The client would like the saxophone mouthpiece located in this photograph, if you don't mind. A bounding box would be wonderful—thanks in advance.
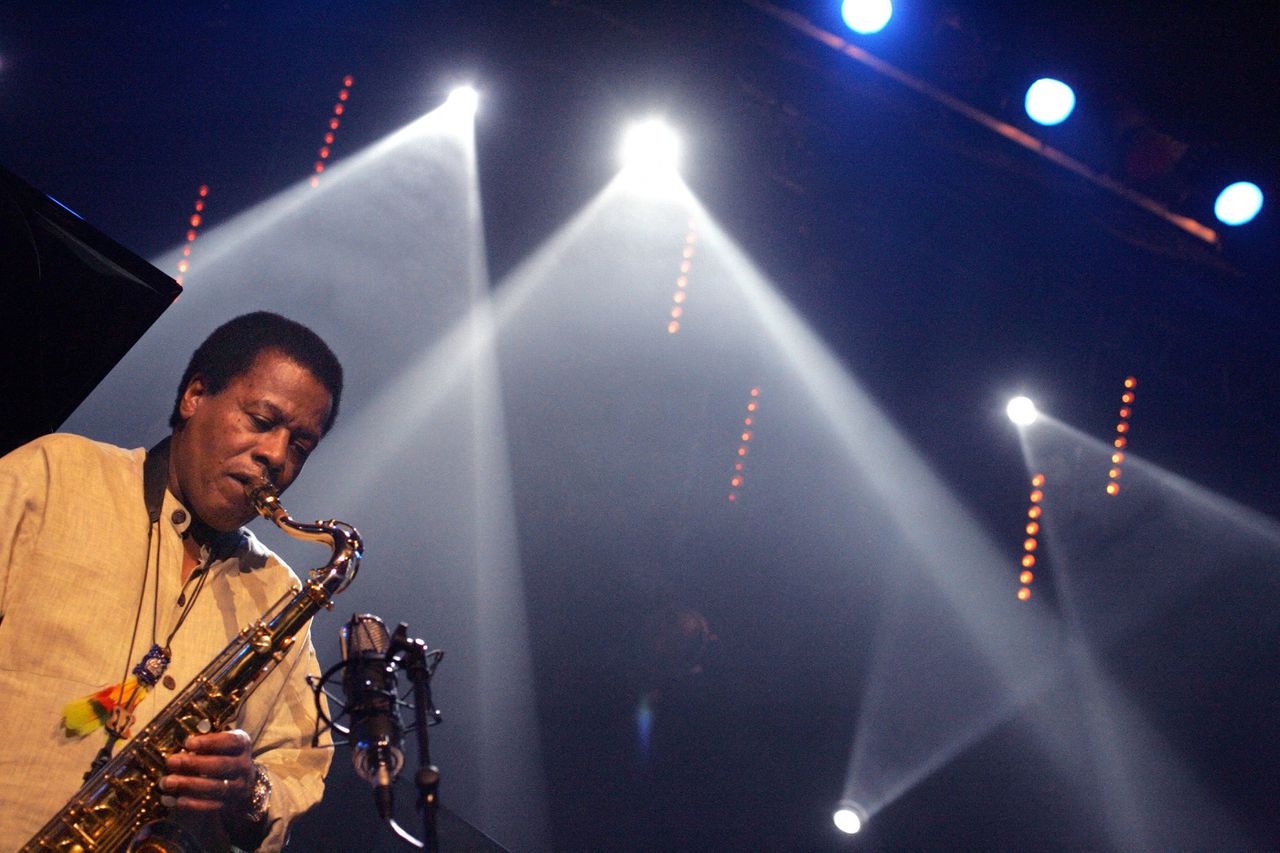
[245,476,282,519]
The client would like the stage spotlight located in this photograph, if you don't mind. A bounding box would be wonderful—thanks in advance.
[1214,181,1263,226]
[1006,396,1039,426]
[1024,78,1076,126]
[833,800,868,834]
[446,85,480,114]
[620,118,681,174]
[841,0,893,35]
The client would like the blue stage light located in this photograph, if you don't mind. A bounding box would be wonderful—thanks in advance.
[841,0,893,35]
[1214,181,1264,226]
[1024,78,1076,126]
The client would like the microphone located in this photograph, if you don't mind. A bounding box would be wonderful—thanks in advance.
[340,613,405,820]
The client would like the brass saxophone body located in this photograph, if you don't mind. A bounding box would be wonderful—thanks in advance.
[22,481,362,853]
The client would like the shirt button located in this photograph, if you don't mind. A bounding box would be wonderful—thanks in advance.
[171,509,187,525]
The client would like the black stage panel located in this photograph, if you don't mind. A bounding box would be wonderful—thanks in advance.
[0,166,181,456]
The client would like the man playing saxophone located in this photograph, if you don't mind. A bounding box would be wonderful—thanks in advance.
[0,312,343,851]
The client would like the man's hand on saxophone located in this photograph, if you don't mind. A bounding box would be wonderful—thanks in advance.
[160,729,256,815]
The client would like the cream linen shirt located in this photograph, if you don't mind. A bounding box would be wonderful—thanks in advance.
[0,434,331,851]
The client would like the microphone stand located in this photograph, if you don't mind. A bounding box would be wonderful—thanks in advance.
[391,624,441,853]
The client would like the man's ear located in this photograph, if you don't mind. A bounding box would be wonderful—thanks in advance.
[177,374,210,423]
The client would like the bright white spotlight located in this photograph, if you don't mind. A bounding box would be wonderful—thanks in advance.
[841,0,893,35]
[1214,181,1264,226]
[1006,396,1039,426]
[1024,78,1076,126]
[833,801,868,835]
[445,85,480,114]
[620,118,681,174]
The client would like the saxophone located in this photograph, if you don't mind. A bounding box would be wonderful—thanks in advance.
[22,479,362,853]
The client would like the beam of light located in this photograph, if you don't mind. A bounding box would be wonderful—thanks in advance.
[840,0,893,35]
[620,117,681,178]
[1006,395,1039,426]
[1014,414,1275,849]
[659,189,1065,821]
[446,84,480,115]
[1024,78,1076,126]
[1213,180,1264,226]
[832,800,868,834]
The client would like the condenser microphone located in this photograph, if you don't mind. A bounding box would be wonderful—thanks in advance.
[340,613,405,820]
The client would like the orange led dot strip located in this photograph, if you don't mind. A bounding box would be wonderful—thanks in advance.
[667,217,697,334]
[1017,473,1045,601]
[310,74,354,188]
[728,387,761,504]
[1107,376,1137,495]
[175,184,209,286]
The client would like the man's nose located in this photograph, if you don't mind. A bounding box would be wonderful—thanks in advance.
[253,429,288,480]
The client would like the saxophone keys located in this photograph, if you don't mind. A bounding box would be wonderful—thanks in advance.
[196,718,212,734]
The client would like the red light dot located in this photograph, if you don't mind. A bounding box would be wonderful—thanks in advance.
[320,147,330,158]
[1124,376,1137,388]
[747,402,758,412]
[667,320,680,334]
[1112,452,1124,464]
[671,306,683,318]
[177,260,189,273]
[738,447,748,457]
[731,476,743,487]
[728,493,737,502]
[189,214,201,227]
[310,176,320,188]
[334,103,345,115]
[680,260,691,273]
[1028,506,1041,519]
[182,247,191,257]
[1109,468,1122,479]
[1106,482,1120,495]
[673,291,687,303]
[1019,570,1034,585]
[339,90,349,101]
[1026,522,1039,535]
[175,275,183,285]
[343,75,354,87]
[1022,554,1035,567]
[186,230,197,241]
[1116,422,1129,433]
[1114,437,1127,448]
[1122,393,1134,404]
[676,276,688,288]
[1017,587,1031,601]
[744,417,753,426]
[1031,474,1045,487]
[734,463,743,471]
[741,432,752,441]
[1119,407,1131,418]
[1024,538,1037,552]
[1029,490,1043,503]
[194,200,204,212]
[324,133,335,144]
[198,185,209,196]
[315,162,325,173]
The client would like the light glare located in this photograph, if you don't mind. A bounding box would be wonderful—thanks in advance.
[1006,396,1039,426]
[446,85,480,114]
[833,804,865,834]
[1024,78,1076,126]
[841,0,893,34]
[620,118,681,173]
[1214,181,1264,226]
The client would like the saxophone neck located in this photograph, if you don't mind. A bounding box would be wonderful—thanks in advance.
[245,478,363,592]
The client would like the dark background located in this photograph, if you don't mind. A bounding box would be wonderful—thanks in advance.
[2,2,1277,851]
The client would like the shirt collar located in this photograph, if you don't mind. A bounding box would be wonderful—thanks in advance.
[144,436,245,561]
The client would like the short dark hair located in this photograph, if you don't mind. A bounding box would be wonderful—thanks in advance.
[169,312,344,434]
